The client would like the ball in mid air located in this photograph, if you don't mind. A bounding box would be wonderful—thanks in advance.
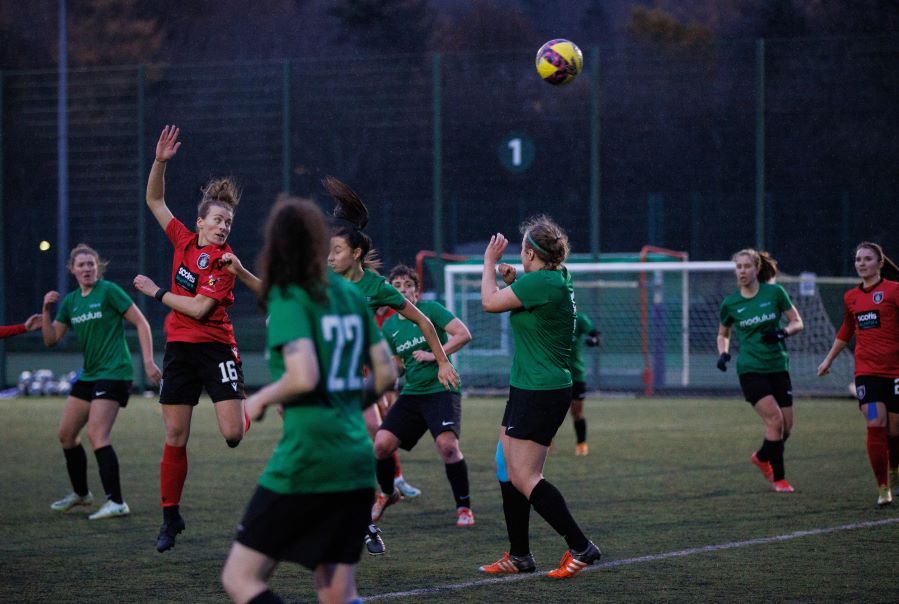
[535,39,583,85]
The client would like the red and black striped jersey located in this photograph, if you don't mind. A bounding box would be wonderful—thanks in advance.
[837,278,899,377]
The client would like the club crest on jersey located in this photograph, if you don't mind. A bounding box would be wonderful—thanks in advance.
[856,385,866,401]
[873,291,884,304]
[197,253,211,270]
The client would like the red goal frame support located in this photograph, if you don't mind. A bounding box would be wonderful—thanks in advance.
[640,246,689,396]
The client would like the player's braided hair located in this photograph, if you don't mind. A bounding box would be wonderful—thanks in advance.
[256,195,329,308]
[733,248,779,283]
[519,214,570,269]
[323,176,381,271]
[198,177,240,219]
[855,241,899,281]
[67,243,109,279]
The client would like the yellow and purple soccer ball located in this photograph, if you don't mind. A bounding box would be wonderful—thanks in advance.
[535,39,583,85]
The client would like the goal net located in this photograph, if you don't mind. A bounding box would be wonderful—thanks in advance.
[443,259,856,397]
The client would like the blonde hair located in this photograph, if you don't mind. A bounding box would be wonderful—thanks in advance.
[67,243,108,279]
[198,177,240,218]
[732,248,778,283]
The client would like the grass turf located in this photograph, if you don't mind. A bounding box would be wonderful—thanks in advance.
[1,395,896,602]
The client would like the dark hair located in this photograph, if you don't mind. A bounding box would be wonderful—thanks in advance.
[256,195,329,307]
[322,176,381,271]
[198,177,240,219]
[519,215,570,269]
[855,241,899,281]
[732,248,779,283]
[67,243,109,279]
[387,264,420,291]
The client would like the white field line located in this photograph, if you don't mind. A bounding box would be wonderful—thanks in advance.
[364,517,899,601]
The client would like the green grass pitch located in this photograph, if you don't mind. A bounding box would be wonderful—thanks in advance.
[2,395,896,602]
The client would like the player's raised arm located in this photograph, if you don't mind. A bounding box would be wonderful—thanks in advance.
[146,125,180,231]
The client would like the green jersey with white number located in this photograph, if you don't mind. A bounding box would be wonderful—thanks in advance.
[354,268,406,311]
[719,282,793,375]
[570,311,596,383]
[259,274,383,495]
[55,280,135,381]
[382,300,461,395]
[508,268,575,390]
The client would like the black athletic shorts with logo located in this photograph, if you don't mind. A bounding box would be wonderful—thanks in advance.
[502,385,572,446]
[235,485,374,569]
[70,379,132,407]
[380,391,462,450]
[739,371,793,408]
[159,341,246,405]
[855,375,899,413]
[571,380,587,401]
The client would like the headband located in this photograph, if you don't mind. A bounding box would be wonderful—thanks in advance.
[526,230,548,255]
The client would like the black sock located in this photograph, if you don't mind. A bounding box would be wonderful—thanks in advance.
[376,456,396,496]
[756,438,772,462]
[163,504,181,523]
[574,418,587,444]
[529,479,589,553]
[94,445,123,503]
[248,589,283,604]
[63,444,89,496]
[499,481,531,557]
[445,459,471,509]
[768,439,785,481]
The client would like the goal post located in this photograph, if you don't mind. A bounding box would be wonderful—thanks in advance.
[443,259,855,397]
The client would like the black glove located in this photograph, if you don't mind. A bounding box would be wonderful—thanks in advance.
[762,328,788,344]
[716,352,731,372]
[585,330,601,348]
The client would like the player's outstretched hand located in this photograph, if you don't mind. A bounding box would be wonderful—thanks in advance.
[23,314,43,331]
[761,328,788,344]
[716,352,731,372]
[133,274,159,298]
[816,360,831,377]
[484,233,508,265]
[497,263,517,285]
[155,125,182,163]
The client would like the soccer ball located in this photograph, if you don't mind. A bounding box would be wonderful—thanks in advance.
[535,39,583,85]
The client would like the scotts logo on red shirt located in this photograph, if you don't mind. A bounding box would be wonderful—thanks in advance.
[856,310,880,330]
[176,264,199,294]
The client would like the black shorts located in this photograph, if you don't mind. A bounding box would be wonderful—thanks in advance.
[70,379,132,407]
[739,371,793,408]
[159,341,246,405]
[379,391,462,451]
[855,375,899,413]
[502,385,572,446]
[235,485,374,569]
[571,380,587,401]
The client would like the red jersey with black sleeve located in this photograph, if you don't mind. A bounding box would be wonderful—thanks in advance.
[163,217,237,346]
[836,278,899,377]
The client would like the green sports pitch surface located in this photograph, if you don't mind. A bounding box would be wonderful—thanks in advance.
[2,395,896,602]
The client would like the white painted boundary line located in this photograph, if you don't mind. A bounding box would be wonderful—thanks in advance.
[365,518,899,601]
